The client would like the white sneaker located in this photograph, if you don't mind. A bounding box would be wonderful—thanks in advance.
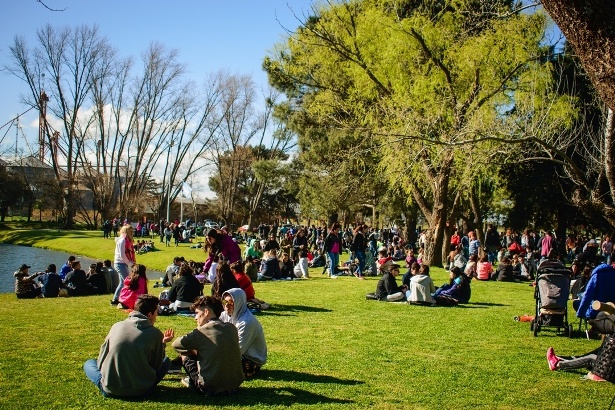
[180,377,191,388]
[330,275,338,279]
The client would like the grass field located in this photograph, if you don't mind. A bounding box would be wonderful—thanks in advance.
[0,224,612,409]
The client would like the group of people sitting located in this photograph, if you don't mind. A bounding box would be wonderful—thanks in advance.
[84,288,268,397]
[444,245,537,282]
[366,246,472,306]
[13,258,120,299]
[134,240,156,254]
[161,255,270,312]
[243,237,310,281]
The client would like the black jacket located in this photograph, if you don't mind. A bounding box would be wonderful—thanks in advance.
[375,272,404,300]
[168,274,204,303]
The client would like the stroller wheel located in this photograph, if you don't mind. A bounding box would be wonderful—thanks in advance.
[530,319,534,331]
[533,320,539,337]
[568,324,574,338]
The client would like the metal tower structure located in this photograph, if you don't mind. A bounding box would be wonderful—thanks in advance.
[38,91,49,162]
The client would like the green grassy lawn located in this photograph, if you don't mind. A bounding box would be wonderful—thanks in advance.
[0,224,612,409]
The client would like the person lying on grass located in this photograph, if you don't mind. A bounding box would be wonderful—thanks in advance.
[220,288,268,377]
[172,295,244,395]
[83,294,175,398]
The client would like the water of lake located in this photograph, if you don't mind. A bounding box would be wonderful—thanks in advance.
[0,243,162,294]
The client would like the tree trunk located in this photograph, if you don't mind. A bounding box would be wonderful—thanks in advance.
[541,0,615,111]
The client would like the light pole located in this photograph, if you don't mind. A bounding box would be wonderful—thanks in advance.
[165,141,174,222]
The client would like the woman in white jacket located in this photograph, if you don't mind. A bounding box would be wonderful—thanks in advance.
[407,264,436,306]
[220,288,268,377]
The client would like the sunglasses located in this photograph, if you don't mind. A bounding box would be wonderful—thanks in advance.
[222,299,234,306]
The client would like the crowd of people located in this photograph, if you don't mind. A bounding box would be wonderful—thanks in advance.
[13,218,615,394]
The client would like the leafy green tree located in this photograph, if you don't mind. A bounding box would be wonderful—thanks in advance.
[265,0,569,265]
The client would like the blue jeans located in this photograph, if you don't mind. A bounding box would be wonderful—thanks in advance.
[355,251,365,276]
[84,357,170,397]
[327,252,339,276]
[112,263,130,301]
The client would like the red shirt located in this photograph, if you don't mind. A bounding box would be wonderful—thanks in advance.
[451,234,461,246]
[234,273,255,300]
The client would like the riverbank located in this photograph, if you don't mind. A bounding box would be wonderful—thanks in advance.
[0,223,209,272]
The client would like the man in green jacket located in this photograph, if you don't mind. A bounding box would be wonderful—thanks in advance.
[172,295,244,395]
[83,294,175,397]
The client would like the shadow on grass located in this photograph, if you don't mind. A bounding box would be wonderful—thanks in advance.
[464,301,509,307]
[149,384,355,406]
[259,369,363,385]
[264,304,333,316]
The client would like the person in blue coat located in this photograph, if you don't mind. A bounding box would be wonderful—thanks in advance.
[576,263,615,319]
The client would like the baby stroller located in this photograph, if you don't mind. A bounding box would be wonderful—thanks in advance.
[531,261,573,337]
[363,251,376,276]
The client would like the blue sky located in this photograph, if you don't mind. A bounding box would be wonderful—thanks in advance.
[0,0,314,154]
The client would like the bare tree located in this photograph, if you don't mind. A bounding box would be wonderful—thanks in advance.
[7,24,112,228]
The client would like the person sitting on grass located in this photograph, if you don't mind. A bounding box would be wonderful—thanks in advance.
[118,264,149,310]
[64,260,89,297]
[476,254,493,281]
[401,262,420,289]
[405,248,417,269]
[244,240,263,263]
[163,256,182,287]
[376,247,393,275]
[434,267,472,305]
[464,254,478,279]
[211,262,240,299]
[492,256,514,281]
[244,255,259,282]
[366,263,407,302]
[230,261,270,310]
[407,264,436,306]
[171,296,244,395]
[59,255,76,280]
[220,288,268,378]
[259,250,281,281]
[14,264,43,299]
[37,264,63,298]
[84,294,174,398]
[168,263,204,312]
[546,345,607,381]
[86,263,108,295]
[293,250,310,279]
[279,252,294,280]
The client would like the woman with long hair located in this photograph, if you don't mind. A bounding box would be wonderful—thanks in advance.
[203,229,241,276]
[111,224,136,305]
[351,225,366,279]
[323,223,342,278]
[211,262,240,299]
[118,264,148,309]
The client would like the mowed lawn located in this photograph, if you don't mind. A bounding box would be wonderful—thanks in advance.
[0,225,611,409]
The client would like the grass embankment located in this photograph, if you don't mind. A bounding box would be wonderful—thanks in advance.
[0,223,207,272]
[0,224,611,409]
